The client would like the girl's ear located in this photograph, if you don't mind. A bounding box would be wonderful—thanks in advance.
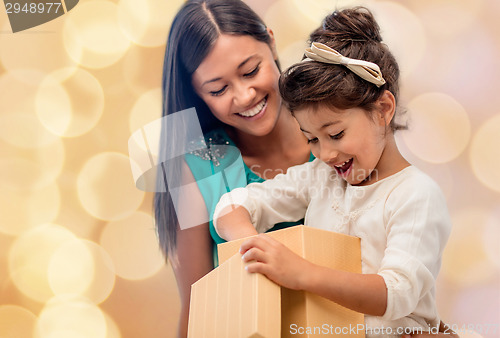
[376,90,396,128]
[267,28,279,60]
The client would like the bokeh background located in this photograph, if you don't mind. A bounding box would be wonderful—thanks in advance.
[0,0,499,337]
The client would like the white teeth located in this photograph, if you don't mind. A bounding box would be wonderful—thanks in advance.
[238,98,266,117]
[335,159,351,168]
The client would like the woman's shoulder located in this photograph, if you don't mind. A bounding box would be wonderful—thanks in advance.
[185,128,241,174]
[186,128,232,158]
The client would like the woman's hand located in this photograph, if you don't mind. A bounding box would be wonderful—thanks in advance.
[239,234,313,290]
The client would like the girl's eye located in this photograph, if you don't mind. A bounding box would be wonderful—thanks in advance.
[330,131,344,140]
[244,64,260,77]
[307,138,318,144]
[210,86,227,97]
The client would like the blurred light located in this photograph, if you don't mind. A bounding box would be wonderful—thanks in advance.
[8,224,77,303]
[128,88,162,135]
[0,183,60,236]
[48,238,93,298]
[264,0,318,54]
[0,138,65,190]
[0,70,59,148]
[278,39,308,71]
[369,2,426,78]
[0,113,59,149]
[0,13,75,74]
[53,171,103,239]
[482,206,500,268]
[122,45,164,95]
[63,1,131,69]
[36,295,107,338]
[77,152,145,221]
[469,114,500,193]
[407,24,499,120]
[402,92,470,163]
[48,239,115,304]
[100,212,163,280]
[441,208,495,287]
[103,312,122,338]
[292,0,367,23]
[0,305,37,338]
[36,67,105,138]
[0,68,45,97]
[412,0,484,39]
[450,285,498,338]
[42,332,88,338]
[118,0,184,47]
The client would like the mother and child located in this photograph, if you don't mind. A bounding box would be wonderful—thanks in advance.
[156,0,456,337]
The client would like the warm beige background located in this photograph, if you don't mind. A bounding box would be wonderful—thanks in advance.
[0,0,498,337]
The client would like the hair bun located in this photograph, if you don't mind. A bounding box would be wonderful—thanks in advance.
[320,7,382,43]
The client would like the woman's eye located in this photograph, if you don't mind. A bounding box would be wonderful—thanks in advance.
[244,64,260,77]
[307,138,318,144]
[210,86,227,97]
[330,131,344,140]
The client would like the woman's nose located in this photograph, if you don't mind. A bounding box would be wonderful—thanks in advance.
[233,82,256,108]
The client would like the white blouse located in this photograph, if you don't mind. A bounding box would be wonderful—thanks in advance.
[214,159,452,335]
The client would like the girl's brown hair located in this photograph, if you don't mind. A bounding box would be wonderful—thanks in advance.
[279,7,406,131]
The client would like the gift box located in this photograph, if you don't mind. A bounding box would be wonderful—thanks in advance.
[188,225,365,337]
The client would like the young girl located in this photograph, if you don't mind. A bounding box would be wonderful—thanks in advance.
[213,7,452,337]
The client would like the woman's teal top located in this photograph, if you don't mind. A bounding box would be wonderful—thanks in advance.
[184,128,314,267]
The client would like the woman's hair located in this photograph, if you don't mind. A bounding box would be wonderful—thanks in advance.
[156,0,276,259]
[279,7,405,131]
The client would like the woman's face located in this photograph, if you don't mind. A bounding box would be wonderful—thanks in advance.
[192,33,282,137]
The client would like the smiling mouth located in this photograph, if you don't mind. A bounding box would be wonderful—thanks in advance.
[334,158,353,175]
[237,96,267,117]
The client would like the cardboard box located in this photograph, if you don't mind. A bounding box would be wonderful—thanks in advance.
[188,225,365,338]
[188,248,281,338]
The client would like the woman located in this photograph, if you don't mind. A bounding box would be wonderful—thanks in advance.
[156,1,456,337]
[156,1,310,336]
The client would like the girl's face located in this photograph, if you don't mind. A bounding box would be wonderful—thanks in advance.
[293,95,395,186]
[192,33,282,137]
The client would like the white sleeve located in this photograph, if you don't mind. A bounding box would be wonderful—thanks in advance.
[213,161,317,234]
[378,175,452,320]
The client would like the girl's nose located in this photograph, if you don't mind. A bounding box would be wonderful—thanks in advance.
[319,144,339,164]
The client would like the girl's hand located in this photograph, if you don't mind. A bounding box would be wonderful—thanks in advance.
[239,234,314,290]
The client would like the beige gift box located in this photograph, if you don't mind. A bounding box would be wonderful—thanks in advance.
[188,225,365,337]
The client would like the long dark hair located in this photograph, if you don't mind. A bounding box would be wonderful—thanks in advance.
[155,0,275,259]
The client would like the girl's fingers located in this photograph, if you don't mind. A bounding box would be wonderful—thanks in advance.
[241,247,267,263]
[245,261,269,275]
[239,234,273,254]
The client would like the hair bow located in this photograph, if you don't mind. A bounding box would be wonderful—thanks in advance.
[304,42,386,87]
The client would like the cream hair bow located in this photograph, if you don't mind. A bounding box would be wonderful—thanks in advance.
[304,42,386,87]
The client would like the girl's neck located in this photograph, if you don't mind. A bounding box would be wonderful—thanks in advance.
[359,133,410,186]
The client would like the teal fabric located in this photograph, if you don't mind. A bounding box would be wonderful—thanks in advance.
[184,128,314,267]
